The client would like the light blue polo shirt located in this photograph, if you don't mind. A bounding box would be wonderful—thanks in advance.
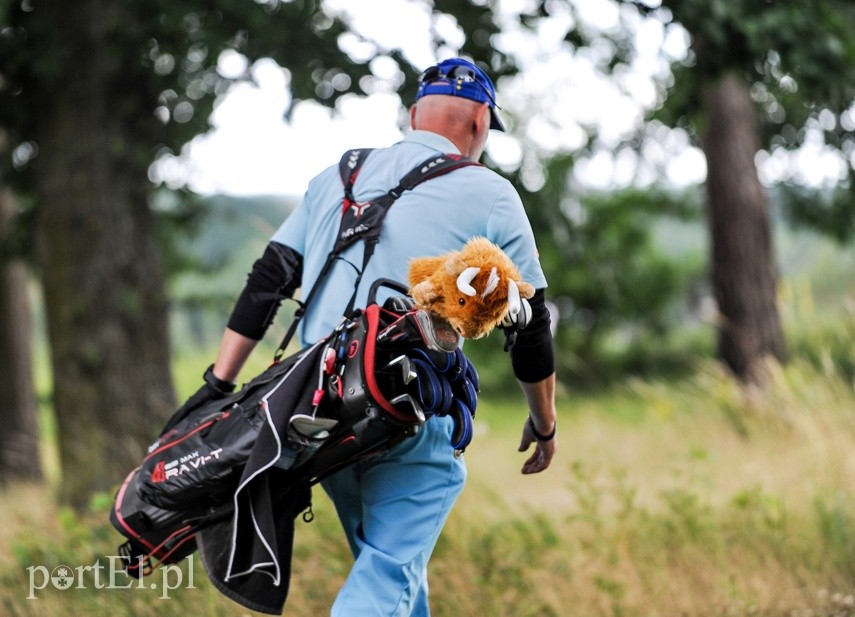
[271,130,548,346]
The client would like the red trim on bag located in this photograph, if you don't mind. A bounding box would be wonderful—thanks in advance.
[143,411,230,462]
[146,525,194,561]
[363,305,415,423]
[115,468,197,571]
[114,469,157,552]
[126,526,196,575]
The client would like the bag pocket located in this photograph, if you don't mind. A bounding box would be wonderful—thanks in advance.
[137,403,264,510]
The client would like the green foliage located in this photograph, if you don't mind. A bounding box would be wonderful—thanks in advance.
[0,1,520,183]
[630,0,855,246]
[647,0,855,131]
[814,493,855,581]
[549,187,700,331]
[159,189,294,284]
[778,180,855,244]
[0,0,568,235]
[507,155,706,382]
[779,273,855,386]
[0,0,529,288]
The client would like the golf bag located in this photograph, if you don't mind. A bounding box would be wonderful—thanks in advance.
[111,281,479,577]
[110,149,482,580]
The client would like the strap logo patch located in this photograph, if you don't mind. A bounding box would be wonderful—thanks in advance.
[349,201,372,218]
[347,149,363,169]
[420,156,447,173]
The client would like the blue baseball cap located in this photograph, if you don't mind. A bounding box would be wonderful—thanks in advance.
[416,58,505,132]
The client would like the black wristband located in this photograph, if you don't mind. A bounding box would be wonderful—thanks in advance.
[528,416,556,442]
[203,364,236,395]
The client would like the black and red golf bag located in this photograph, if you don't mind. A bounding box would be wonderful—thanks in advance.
[110,280,479,578]
[110,148,484,608]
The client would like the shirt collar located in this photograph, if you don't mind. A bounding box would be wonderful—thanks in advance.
[401,130,461,155]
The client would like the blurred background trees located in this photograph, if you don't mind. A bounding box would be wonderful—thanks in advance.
[0,175,39,483]
[641,0,855,382]
[0,0,513,507]
[1,0,853,508]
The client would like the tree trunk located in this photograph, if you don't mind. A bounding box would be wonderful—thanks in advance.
[0,187,41,483]
[32,0,176,509]
[701,72,786,382]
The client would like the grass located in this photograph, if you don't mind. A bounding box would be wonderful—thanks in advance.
[2,354,855,616]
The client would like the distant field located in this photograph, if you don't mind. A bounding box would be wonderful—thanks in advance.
[3,355,855,616]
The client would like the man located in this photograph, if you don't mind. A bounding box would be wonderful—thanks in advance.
[191,57,557,616]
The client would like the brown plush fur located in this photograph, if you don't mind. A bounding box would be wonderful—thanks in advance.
[408,237,535,339]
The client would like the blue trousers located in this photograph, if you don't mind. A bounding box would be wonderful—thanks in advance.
[321,415,467,616]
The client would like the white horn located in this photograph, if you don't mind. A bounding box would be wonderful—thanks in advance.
[456,267,480,296]
[482,267,500,298]
[507,279,521,317]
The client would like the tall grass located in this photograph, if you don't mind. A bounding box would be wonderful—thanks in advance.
[3,353,855,616]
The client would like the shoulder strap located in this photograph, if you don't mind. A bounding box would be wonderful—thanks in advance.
[274,149,481,360]
[394,153,481,196]
[338,148,375,206]
[333,152,480,253]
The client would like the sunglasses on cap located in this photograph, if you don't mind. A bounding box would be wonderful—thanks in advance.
[417,65,501,110]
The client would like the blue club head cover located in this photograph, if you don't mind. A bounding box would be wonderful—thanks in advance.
[448,348,479,390]
[407,347,456,373]
[452,377,478,416]
[410,357,453,416]
[449,399,474,451]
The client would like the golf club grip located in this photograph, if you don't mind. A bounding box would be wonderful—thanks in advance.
[367,278,410,305]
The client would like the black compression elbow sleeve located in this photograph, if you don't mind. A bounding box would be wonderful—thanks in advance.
[509,289,555,383]
[227,242,303,340]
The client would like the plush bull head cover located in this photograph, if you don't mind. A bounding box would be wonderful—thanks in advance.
[407,237,536,339]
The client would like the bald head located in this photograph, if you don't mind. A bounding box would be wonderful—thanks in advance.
[410,95,491,160]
